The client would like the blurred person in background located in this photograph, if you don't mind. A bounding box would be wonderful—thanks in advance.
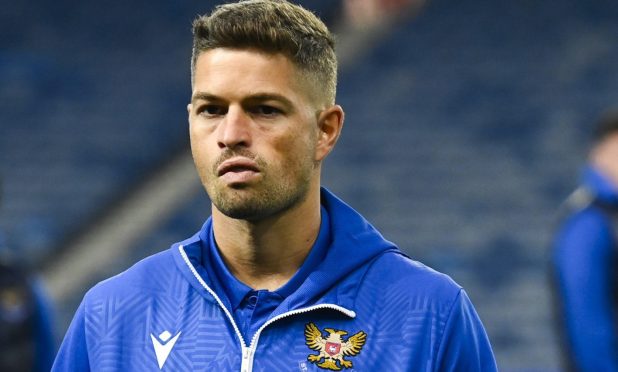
[553,111,618,371]
[342,0,425,27]
[0,182,56,372]
[53,1,496,370]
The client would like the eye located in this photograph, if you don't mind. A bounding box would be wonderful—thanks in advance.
[251,105,282,117]
[198,104,227,116]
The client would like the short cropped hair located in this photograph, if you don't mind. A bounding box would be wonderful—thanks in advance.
[593,111,618,143]
[191,0,338,105]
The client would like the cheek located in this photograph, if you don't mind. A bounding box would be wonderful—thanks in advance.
[273,132,317,169]
[190,127,217,172]
[189,131,203,162]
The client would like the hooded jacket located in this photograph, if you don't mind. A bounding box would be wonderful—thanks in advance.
[53,189,497,371]
[553,167,618,371]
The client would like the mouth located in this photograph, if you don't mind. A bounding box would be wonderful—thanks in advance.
[217,158,260,177]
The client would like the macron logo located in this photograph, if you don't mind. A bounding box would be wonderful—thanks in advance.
[150,330,181,369]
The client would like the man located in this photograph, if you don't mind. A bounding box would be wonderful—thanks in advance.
[0,182,56,372]
[0,259,55,372]
[553,113,618,371]
[53,1,496,370]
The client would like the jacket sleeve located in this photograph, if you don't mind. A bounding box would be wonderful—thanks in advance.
[434,289,497,371]
[51,299,91,372]
[553,211,618,371]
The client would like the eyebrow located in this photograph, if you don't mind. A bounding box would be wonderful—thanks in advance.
[191,92,221,104]
[191,91,295,111]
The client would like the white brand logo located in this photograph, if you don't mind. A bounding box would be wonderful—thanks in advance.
[298,361,309,372]
[150,330,181,369]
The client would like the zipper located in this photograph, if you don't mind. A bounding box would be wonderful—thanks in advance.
[178,245,356,372]
[244,304,356,369]
[178,245,248,346]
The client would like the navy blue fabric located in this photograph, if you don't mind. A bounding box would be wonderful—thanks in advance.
[0,267,55,372]
[52,188,496,371]
[553,166,618,371]
[583,166,618,205]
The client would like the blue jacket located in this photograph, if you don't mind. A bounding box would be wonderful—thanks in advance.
[553,167,618,371]
[53,189,496,371]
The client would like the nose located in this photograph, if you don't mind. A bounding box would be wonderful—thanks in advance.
[217,106,251,149]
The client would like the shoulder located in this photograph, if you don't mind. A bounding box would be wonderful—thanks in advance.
[359,250,462,308]
[554,205,616,258]
[559,202,614,238]
[370,251,461,291]
[351,250,496,366]
[82,248,177,303]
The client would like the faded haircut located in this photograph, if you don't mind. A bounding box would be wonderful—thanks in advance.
[191,0,337,105]
[593,111,618,143]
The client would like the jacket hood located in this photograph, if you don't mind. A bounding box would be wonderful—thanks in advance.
[582,166,618,205]
[171,187,399,313]
[280,188,399,311]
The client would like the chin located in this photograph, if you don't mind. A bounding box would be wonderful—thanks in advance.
[216,201,274,221]
[215,188,307,222]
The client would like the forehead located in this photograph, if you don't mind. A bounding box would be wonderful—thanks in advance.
[192,48,311,100]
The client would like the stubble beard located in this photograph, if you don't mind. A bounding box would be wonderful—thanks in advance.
[205,156,314,222]
[210,177,311,221]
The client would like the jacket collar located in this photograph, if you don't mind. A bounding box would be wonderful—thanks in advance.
[582,166,618,205]
[171,187,399,312]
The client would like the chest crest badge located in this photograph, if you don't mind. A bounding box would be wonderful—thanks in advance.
[304,322,367,371]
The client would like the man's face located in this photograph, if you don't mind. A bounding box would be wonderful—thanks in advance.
[188,48,321,221]
[592,133,618,187]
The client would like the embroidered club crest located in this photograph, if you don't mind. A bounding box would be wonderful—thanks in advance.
[304,322,367,371]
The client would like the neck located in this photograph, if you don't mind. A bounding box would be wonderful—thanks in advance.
[212,186,322,291]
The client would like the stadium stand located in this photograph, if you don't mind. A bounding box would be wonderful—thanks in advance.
[0,1,214,264]
[1,0,617,369]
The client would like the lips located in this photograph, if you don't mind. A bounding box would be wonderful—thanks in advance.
[216,158,260,178]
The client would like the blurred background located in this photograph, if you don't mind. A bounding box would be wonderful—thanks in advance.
[1,0,617,370]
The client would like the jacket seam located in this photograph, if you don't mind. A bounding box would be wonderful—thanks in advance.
[351,248,400,301]
[431,288,463,370]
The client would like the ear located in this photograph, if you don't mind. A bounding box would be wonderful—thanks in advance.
[187,103,194,127]
[315,105,344,162]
